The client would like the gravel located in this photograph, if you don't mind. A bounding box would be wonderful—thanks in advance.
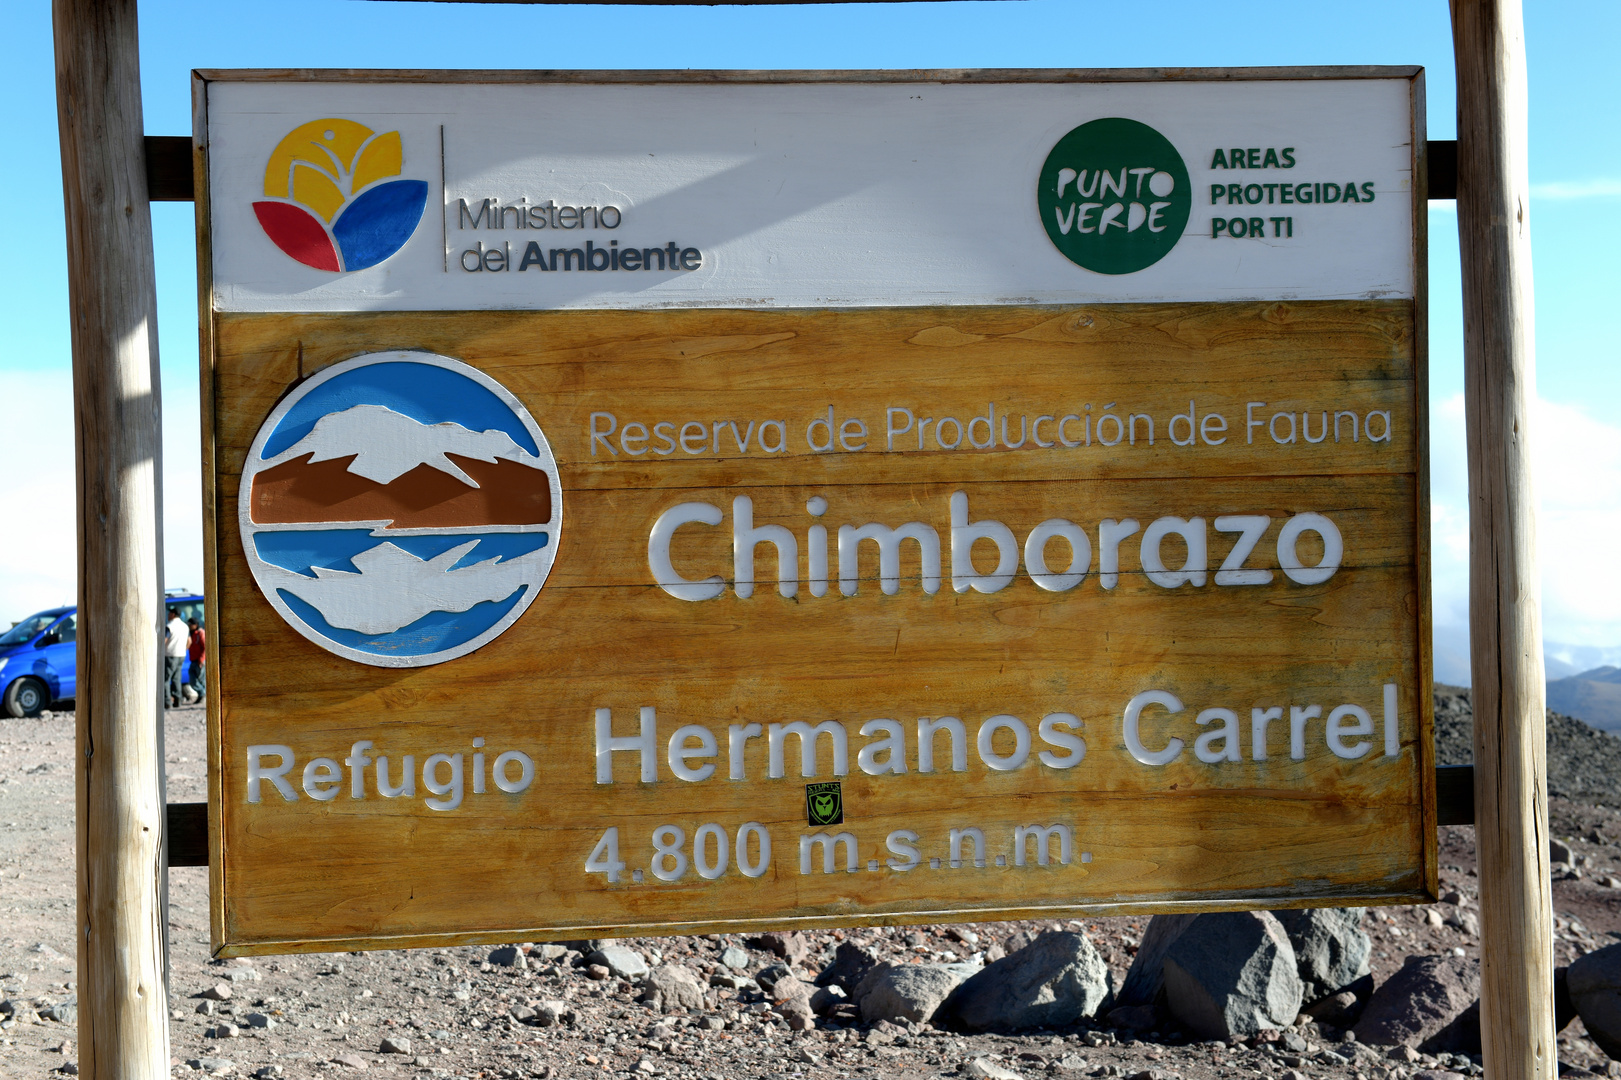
[4,695,1621,1078]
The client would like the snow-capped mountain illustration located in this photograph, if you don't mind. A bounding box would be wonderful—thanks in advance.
[264,404,546,486]
[240,351,561,666]
[262,541,548,635]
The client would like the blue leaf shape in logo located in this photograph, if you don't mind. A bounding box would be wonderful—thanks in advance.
[331,180,428,271]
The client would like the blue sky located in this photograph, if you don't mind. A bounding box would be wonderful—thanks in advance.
[3,0,1618,682]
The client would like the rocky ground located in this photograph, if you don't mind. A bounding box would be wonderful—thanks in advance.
[1433,684,1621,804]
[2,692,1620,1080]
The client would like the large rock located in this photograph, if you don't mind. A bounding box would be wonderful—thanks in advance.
[487,945,527,970]
[1273,908,1372,1003]
[1301,974,1374,1028]
[769,974,814,1005]
[775,995,815,1030]
[749,931,810,966]
[810,984,847,1014]
[1104,1003,1157,1032]
[563,938,615,954]
[1555,966,1577,1033]
[816,942,882,992]
[1353,954,1480,1052]
[938,931,1114,1031]
[856,962,981,1025]
[754,964,794,990]
[587,946,649,980]
[1568,941,1621,1059]
[1115,914,1200,1008]
[1161,911,1303,1038]
[647,965,706,1011]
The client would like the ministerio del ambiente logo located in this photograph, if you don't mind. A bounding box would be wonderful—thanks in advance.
[253,119,429,273]
[1038,118,1192,275]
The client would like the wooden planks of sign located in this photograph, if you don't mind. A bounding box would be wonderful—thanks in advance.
[196,68,1432,955]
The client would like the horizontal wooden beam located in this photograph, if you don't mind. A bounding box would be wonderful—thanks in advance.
[1429,139,1458,201]
[1436,763,1475,827]
[166,801,208,866]
[195,66,1424,87]
[144,135,1462,206]
[372,0,1013,5]
[144,135,191,201]
[163,766,1478,868]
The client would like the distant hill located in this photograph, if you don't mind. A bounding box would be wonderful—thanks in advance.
[1434,683,1621,803]
[1545,642,1621,680]
[1546,666,1621,733]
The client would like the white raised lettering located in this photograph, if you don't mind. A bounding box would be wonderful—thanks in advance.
[1124,690,1184,766]
[649,502,725,601]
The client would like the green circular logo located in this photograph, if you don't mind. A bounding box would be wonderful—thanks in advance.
[1038,118,1191,275]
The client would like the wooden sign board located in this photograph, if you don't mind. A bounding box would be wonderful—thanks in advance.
[196,68,1433,955]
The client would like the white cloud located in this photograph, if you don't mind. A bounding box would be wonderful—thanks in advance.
[0,372,77,619]
[1429,393,1472,684]
[1534,397,1621,642]
[1530,179,1621,200]
[161,374,205,599]
[0,369,203,626]
[1432,181,1621,208]
[1429,392,1621,684]
[1428,181,1621,216]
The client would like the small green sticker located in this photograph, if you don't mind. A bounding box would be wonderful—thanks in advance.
[806,781,843,827]
[1038,118,1191,275]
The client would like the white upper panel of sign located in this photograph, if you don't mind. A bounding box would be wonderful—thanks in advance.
[204,74,1417,311]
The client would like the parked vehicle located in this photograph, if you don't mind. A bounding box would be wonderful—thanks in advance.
[0,591,205,718]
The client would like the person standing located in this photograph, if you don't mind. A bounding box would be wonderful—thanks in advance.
[186,617,206,701]
[164,608,187,708]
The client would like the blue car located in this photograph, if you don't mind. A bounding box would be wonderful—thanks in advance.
[0,592,205,718]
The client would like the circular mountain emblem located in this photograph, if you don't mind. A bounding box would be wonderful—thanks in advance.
[1038,118,1191,275]
[239,352,561,667]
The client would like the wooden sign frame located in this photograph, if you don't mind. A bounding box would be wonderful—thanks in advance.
[195,66,1434,956]
[54,1,1553,1075]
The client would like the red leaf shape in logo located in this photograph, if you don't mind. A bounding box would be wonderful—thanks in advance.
[253,201,341,272]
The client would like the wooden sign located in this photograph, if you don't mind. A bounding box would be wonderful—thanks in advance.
[196,68,1433,955]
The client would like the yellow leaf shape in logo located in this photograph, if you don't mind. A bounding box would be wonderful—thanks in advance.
[262,118,377,201]
[290,163,347,223]
[350,131,403,194]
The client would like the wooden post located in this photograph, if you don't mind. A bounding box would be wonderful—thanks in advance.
[54,0,172,1073]
[1452,1,1553,1077]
